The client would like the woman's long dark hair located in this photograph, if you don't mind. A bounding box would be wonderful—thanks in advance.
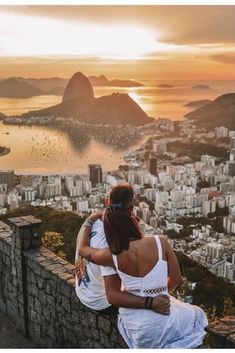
[103,184,142,255]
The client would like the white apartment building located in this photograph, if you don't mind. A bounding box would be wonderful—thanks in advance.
[65,176,74,192]
[201,155,216,168]
[24,187,36,202]
[215,126,228,139]
[69,186,83,197]
[46,183,62,197]
[155,191,169,204]
[207,258,227,278]
[223,210,235,234]
[206,242,225,259]
[76,198,89,212]
[48,175,61,187]
[202,199,216,217]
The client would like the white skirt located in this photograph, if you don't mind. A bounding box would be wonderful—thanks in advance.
[118,295,208,349]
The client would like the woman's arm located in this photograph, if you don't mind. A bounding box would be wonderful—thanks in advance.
[77,219,114,267]
[161,236,183,292]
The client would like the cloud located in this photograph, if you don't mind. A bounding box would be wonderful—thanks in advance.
[210,53,235,65]
[2,5,235,45]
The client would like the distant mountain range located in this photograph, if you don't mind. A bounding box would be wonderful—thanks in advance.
[184,99,212,109]
[89,74,143,87]
[157,84,174,88]
[0,78,44,98]
[185,93,235,129]
[20,72,150,126]
[0,75,143,98]
[192,84,211,90]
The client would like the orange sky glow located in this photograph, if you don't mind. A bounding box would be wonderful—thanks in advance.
[0,5,234,81]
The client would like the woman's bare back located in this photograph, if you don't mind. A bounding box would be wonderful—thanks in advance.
[116,236,167,277]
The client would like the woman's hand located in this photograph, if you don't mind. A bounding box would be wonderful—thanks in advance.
[87,211,103,222]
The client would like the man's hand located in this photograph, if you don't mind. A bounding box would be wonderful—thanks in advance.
[152,294,170,315]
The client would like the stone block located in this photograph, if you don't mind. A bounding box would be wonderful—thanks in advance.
[206,320,235,337]
[49,305,57,320]
[80,315,89,328]
[31,283,39,297]
[62,296,71,314]
[91,327,100,341]
[30,309,37,322]
[71,310,81,324]
[37,276,46,290]
[99,331,112,348]
[110,329,119,343]
[206,320,235,348]
[34,297,42,314]
[220,316,235,327]
[43,306,51,322]
[98,316,111,335]
[47,294,55,307]
[39,291,47,304]
[45,282,52,295]
[4,255,11,267]
[61,283,72,298]
[34,323,41,339]
[227,333,235,348]
[33,262,42,276]
[87,311,97,329]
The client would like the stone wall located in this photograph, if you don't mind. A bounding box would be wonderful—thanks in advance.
[1,215,235,349]
[0,216,127,348]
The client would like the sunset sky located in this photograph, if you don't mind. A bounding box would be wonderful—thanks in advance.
[0,5,234,81]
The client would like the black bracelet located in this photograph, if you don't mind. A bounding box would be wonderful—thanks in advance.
[144,297,153,310]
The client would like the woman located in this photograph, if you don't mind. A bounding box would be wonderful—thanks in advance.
[79,184,208,348]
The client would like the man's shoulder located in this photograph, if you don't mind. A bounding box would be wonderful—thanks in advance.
[90,219,108,249]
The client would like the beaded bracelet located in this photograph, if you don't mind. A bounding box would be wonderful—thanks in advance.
[144,297,153,310]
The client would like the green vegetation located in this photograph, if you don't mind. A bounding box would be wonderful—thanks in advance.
[167,141,229,161]
[0,206,85,264]
[176,251,235,316]
[176,212,225,236]
[42,231,66,259]
[197,180,210,190]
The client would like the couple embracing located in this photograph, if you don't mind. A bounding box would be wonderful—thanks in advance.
[75,183,208,348]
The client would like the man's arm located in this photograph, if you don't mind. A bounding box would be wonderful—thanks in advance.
[104,274,170,315]
[77,221,114,267]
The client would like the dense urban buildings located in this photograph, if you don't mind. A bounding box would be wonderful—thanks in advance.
[0,121,235,287]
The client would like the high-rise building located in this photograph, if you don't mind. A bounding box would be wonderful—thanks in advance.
[147,158,157,176]
[24,187,36,202]
[0,170,14,191]
[88,164,102,186]
[229,137,235,176]
[229,162,235,177]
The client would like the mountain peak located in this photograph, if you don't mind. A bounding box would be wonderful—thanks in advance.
[62,72,94,103]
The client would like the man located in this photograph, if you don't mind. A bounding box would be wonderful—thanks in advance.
[75,217,170,314]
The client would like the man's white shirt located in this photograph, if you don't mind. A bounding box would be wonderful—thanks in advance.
[75,219,116,310]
